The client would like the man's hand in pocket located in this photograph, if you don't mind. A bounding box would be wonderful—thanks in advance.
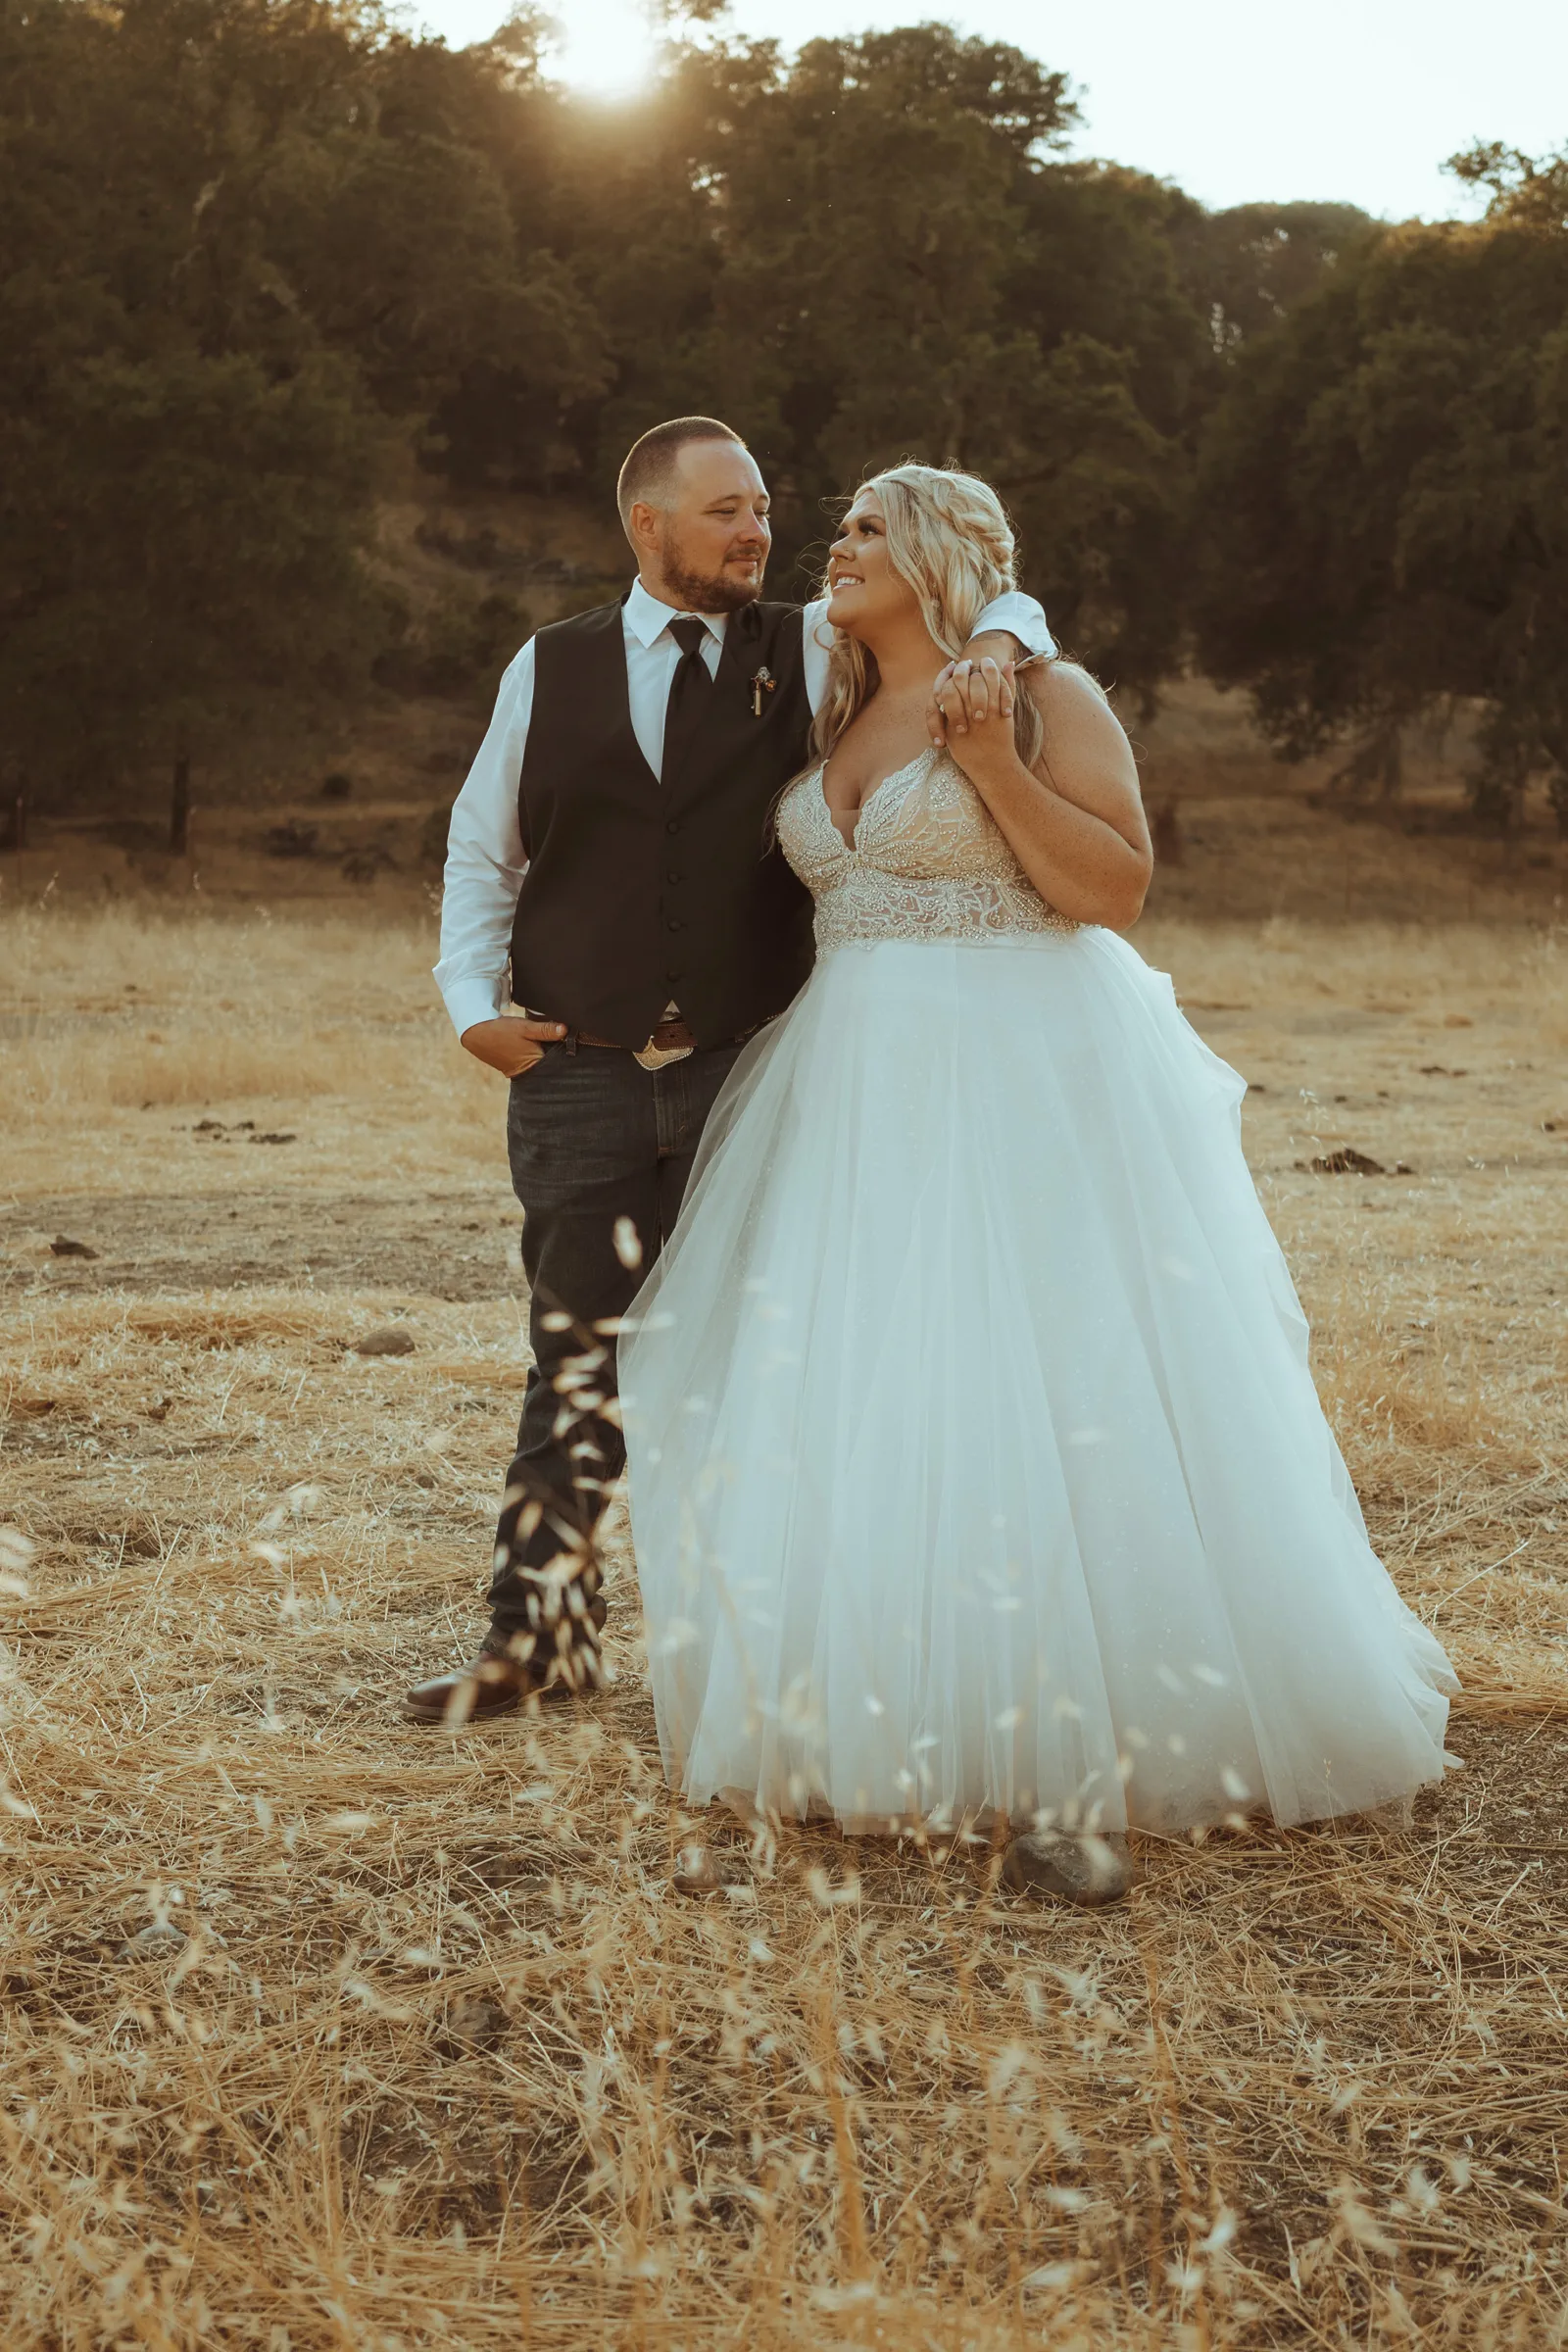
[460,1013,567,1078]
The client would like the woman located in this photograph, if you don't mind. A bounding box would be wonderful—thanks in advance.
[619,465,1454,1901]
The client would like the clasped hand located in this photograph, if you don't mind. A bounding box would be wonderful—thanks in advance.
[926,654,1018,782]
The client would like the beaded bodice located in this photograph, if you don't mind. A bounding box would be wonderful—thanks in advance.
[776,747,1078,954]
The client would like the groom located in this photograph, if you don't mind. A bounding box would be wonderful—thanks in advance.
[406,416,1051,1723]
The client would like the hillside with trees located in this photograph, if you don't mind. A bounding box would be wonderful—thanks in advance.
[2,0,1564,839]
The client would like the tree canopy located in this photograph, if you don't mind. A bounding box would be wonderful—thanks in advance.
[1194,149,1568,827]
[0,0,602,785]
[6,0,1560,829]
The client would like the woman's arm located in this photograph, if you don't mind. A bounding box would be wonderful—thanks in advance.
[942,658,1152,930]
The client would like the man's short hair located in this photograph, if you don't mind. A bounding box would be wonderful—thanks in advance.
[616,416,746,529]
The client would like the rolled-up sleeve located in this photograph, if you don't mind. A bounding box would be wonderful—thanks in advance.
[801,598,834,714]
[801,591,1055,716]
[973,590,1055,658]
[432,642,534,1038]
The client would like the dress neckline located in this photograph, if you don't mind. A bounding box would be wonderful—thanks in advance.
[818,744,937,854]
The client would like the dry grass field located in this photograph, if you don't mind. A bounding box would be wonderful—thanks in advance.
[2,850,1567,2347]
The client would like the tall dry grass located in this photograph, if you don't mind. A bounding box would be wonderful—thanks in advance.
[2,895,1566,2348]
[1137,909,1568,1030]
[0,899,498,1148]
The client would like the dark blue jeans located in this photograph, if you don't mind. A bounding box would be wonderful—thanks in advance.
[487,1038,746,1657]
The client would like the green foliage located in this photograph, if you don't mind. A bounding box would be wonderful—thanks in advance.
[514,29,1199,685]
[1447,139,1568,233]
[1193,181,1568,829]
[1178,201,1380,344]
[1,341,386,770]
[0,0,602,801]
[375,587,531,702]
[4,0,1558,828]
[460,28,1378,692]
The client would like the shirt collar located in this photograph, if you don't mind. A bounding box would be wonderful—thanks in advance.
[624,575,730,652]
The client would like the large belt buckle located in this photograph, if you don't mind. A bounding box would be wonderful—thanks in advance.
[634,1033,695,1073]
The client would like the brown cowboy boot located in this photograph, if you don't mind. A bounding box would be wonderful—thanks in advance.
[404,1589,609,1726]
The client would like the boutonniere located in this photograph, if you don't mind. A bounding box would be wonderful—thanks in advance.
[750,664,776,718]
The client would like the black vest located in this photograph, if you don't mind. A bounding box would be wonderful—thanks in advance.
[510,595,816,1049]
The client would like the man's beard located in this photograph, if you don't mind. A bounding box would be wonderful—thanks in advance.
[660,530,765,613]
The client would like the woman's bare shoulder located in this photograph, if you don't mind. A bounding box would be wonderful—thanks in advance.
[1027,658,1115,721]
[1028,661,1133,754]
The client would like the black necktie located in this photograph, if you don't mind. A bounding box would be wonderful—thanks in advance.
[662,615,713,784]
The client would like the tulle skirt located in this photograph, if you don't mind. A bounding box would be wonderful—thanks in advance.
[619,929,1455,1837]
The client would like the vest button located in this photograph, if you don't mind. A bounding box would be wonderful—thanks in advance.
[665,819,681,836]
[665,967,683,983]
[665,917,684,932]
[665,869,682,884]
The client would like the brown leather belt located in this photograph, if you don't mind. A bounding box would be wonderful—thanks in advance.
[575,1018,697,1054]
[575,1017,698,1072]
[574,1016,772,1072]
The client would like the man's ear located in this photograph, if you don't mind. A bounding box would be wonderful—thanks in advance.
[626,500,662,564]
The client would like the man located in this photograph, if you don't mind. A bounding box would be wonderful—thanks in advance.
[407,416,1054,1724]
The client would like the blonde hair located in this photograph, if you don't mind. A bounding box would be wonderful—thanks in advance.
[810,463,1050,771]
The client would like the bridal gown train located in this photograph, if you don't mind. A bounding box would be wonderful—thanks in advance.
[619,747,1455,1836]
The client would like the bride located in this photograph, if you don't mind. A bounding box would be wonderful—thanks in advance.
[619,463,1454,1902]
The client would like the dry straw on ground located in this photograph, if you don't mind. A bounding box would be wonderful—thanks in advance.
[2,896,1566,2349]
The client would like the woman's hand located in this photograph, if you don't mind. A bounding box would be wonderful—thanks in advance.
[933,657,1023,790]
[925,633,1023,748]
[937,660,1152,931]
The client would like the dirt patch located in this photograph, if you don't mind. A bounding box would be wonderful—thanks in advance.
[1,1184,517,1299]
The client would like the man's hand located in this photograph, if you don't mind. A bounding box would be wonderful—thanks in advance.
[461,1012,567,1077]
[926,630,1022,746]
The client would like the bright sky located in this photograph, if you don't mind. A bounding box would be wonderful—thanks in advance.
[410,0,1568,220]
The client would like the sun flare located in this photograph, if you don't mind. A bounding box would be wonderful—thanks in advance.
[551,0,660,102]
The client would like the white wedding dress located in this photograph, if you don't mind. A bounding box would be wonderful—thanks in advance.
[620,748,1455,1837]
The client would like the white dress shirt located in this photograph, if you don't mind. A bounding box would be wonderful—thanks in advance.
[433,573,1056,1038]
